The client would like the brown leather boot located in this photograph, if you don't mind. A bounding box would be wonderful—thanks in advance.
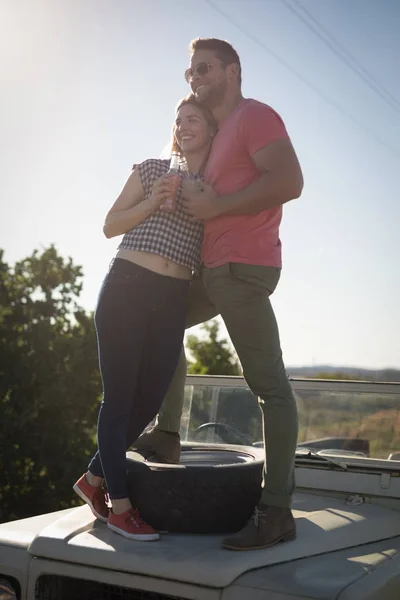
[131,428,180,464]
[222,504,296,551]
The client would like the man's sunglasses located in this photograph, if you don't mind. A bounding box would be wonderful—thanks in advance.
[184,62,213,83]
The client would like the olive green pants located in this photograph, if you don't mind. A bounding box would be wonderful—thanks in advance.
[155,263,298,508]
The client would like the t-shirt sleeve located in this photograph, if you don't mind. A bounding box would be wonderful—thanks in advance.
[239,102,289,156]
[131,159,167,198]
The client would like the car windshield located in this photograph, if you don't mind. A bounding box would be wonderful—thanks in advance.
[181,376,400,466]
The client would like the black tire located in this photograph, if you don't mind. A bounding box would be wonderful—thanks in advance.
[126,444,263,533]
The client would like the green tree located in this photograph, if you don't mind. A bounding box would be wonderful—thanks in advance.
[0,246,101,523]
[186,320,241,375]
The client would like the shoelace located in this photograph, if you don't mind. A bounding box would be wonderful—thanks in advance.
[127,508,148,528]
[102,488,111,508]
[94,486,109,509]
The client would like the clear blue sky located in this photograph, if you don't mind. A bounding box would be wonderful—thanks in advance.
[1,0,399,369]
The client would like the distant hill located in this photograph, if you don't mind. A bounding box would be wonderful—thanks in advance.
[287,365,400,382]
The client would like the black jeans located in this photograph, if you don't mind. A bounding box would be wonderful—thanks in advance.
[87,258,189,499]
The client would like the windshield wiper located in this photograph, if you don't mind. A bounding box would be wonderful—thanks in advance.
[295,447,348,470]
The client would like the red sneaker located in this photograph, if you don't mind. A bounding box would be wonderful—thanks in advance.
[73,473,109,523]
[108,508,159,541]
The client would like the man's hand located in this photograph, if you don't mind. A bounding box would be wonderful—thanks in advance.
[181,181,220,221]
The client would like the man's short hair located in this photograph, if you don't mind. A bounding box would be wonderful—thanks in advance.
[189,38,242,85]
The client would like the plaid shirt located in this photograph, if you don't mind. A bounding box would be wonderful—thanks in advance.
[119,159,203,273]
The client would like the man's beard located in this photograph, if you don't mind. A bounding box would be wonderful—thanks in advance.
[198,81,227,110]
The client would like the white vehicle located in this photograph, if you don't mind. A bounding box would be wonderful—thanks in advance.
[1,376,400,600]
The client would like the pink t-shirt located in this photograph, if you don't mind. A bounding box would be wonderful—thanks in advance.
[202,98,289,268]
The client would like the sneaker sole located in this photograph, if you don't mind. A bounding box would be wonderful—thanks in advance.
[222,530,297,551]
[107,522,160,541]
[73,483,108,524]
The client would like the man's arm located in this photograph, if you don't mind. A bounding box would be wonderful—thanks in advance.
[182,102,304,222]
[216,137,303,216]
[182,138,303,221]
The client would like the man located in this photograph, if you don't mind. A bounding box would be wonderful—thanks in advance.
[134,38,303,551]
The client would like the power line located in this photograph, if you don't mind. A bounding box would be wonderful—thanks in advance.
[204,0,400,157]
[288,0,400,113]
[282,0,400,114]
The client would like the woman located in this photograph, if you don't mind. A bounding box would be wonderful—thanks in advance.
[73,95,217,541]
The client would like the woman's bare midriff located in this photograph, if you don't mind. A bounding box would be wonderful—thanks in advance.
[116,248,192,280]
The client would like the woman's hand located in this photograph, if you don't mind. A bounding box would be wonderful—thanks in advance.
[103,169,174,238]
[146,175,175,213]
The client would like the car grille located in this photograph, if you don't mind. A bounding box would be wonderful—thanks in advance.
[35,575,186,600]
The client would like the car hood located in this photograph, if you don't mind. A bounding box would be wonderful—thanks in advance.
[0,508,77,549]
[25,492,400,589]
